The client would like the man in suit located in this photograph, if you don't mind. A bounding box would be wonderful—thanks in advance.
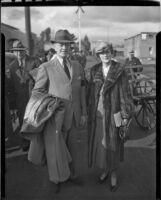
[32,29,87,193]
[9,40,41,151]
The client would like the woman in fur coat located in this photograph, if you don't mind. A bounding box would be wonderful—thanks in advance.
[87,42,134,191]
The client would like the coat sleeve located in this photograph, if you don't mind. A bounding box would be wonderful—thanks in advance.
[32,64,49,95]
[119,71,135,120]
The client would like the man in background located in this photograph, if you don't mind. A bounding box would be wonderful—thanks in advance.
[9,40,41,151]
[125,50,143,73]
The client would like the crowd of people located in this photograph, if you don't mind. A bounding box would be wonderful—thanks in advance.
[5,29,141,194]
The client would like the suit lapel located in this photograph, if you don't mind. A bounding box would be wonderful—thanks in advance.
[69,60,74,82]
[50,57,70,83]
[47,57,72,100]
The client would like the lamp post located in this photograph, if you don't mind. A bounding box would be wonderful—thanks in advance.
[75,6,84,52]
[25,7,33,56]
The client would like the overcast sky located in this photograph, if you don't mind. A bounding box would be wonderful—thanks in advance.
[1,6,160,44]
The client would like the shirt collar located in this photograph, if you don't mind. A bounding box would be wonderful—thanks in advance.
[51,54,70,67]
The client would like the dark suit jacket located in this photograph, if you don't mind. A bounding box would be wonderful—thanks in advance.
[9,54,41,123]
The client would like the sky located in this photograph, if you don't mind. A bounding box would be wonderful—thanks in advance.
[1,6,160,44]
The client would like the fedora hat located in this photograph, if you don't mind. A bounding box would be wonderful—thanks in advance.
[10,40,27,51]
[95,41,113,54]
[129,50,134,54]
[51,29,76,44]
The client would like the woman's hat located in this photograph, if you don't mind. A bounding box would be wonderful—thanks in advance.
[95,41,113,54]
[10,40,27,51]
[51,29,76,44]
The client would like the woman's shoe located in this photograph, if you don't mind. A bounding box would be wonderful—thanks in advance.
[49,181,61,193]
[110,184,119,192]
[110,171,118,192]
[97,171,109,184]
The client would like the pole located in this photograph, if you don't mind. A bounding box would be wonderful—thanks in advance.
[25,7,32,56]
[78,7,81,52]
[107,25,110,42]
[75,6,84,52]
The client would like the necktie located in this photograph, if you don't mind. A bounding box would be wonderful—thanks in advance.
[63,59,71,80]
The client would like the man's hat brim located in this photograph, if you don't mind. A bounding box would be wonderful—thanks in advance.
[51,39,75,44]
[10,47,28,51]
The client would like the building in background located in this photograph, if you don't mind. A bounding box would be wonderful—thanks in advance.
[113,44,124,57]
[1,23,39,56]
[124,32,157,61]
[1,23,27,51]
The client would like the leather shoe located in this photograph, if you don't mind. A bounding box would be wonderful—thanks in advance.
[54,183,60,194]
[97,172,109,184]
[110,171,118,192]
[110,184,119,192]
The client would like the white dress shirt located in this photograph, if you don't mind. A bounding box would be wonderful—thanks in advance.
[51,54,72,77]
[102,64,110,78]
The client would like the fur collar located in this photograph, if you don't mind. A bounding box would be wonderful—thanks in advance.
[92,60,124,95]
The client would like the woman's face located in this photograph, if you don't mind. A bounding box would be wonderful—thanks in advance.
[99,50,112,63]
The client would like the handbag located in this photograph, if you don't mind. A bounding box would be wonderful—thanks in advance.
[119,119,132,162]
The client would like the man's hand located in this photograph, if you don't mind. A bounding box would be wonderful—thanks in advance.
[56,100,64,111]
[48,98,64,112]
[79,115,87,127]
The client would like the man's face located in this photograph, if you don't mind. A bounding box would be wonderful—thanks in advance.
[13,50,26,60]
[54,43,70,59]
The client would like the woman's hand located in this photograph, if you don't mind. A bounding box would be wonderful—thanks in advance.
[121,119,128,126]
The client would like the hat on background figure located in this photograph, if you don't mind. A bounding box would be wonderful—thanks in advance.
[129,50,135,54]
[10,40,27,51]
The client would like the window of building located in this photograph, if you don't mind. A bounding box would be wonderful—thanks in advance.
[142,33,147,40]
[149,47,153,55]
[149,34,154,38]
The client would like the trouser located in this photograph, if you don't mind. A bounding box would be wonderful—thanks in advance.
[64,117,80,176]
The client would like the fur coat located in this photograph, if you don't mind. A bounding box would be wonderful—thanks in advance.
[87,60,134,167]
